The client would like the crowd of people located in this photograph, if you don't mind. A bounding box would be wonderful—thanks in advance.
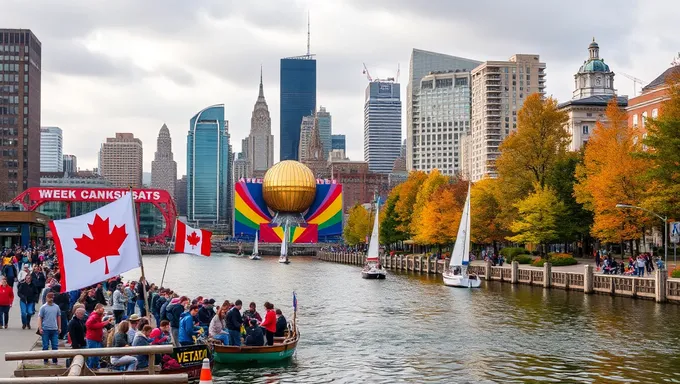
[0,244,291,371]
[595,251,664,276]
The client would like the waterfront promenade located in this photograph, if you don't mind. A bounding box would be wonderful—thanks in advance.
[0,294,38,377]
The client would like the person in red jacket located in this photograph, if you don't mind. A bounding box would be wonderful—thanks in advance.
[259,301,277,346]
[85,304,113,369]
[0,277,14,328]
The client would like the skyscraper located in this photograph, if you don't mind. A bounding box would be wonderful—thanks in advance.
[233,152,248,182]
[280,19,316,162]
[411,71,472,176]
[298,115,316,161]
[316,106,332,160]
[468,54,546,180]
[407,49,481,170]
[331,134,346,151]
[364,80,402,174]
[151,124,177,197]
[175,175,187,217]
[0,29,42,197]
[62,154,77,175]
[99,133,143,188]
[40,126,63,173]
[243,69,274,178]
[187,104,231,226]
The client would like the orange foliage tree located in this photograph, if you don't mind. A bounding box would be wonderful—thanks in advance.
[470,178,508,246]
[410,169,449,241]
[415,185,462,246]
[393,171,427,237]
[574,100,652,243]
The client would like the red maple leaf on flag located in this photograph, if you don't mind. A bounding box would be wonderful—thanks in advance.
[187,231,201,248]
[74,214,128,274]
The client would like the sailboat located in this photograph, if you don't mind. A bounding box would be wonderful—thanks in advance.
[362,201,386,279]
[443,183,481,288]
[279,226,290,264]
[250,231,261,260]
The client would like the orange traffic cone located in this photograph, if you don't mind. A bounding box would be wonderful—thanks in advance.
[199,358,213,384]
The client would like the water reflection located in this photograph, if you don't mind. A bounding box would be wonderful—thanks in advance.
[124,254,680,383]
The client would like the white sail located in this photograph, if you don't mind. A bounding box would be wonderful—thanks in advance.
[366,203,380,261]
[252,231,259,255]
[280,227,288,257]
[449,184,471,267]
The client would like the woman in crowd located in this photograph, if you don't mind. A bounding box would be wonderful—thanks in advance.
[0,277,14,329]
[209,300,230,345]
[111,321,138,371]
[259,301,277,346]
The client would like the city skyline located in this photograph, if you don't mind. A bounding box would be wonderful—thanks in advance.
[0,1,678,175]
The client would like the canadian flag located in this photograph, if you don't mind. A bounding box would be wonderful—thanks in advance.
[49,193,141,293]
[174,220,212,257]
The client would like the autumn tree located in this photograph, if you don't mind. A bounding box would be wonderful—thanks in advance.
[574,100,652,246]
[393,171,427,237]
[470,178,509,248]
[410,169,449,242]
[640,67,680,219]
[343,204,372,246]
[379,186,406,246]
[415,185,462,246]
[507,184,566,256]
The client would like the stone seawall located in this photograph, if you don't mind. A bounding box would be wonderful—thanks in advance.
[317,251,680,304]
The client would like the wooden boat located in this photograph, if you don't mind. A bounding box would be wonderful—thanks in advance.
[443,184,481,288]
[279,226,290,264]
[362,201,386,279]
[212,329,300,364]
[249,231,261,260]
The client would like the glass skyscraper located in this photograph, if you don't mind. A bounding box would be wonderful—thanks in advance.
[187,104,231,226]
[331,134,346,151]
[364,81,402,174]
[280,57,316,161]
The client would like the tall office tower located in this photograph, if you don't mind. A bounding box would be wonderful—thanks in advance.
[279,19,316,161]
[298,115,316,161]
[364,80,401,174]
[407,49,481,170]
[411,71,471,176]
[331,134,346,151]
[62,154,77,175]
[175,175,187,217]
[0,29,42,197]
[316,106,332,160]
[98,133,143,188]
[186,104,231,225]
[233,152,248,182]
[469,54,546,181]
[243,69,274,178]
[151,124,178,197]
[40,126,62,172]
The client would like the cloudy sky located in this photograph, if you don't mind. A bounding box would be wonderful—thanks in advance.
[2,0,678,175]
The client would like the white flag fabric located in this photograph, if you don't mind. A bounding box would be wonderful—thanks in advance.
[49,193,141,292]
[174,220,212,256]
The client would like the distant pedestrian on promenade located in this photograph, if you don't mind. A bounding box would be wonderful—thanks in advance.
[38,292,61,364]
[17,274,39,329]
[0,276,14,328]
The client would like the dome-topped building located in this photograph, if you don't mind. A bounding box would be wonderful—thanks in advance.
[558,39,628,151]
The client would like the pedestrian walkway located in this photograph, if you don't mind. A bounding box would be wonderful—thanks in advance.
[0,289,40,377]
[470,258,596,273]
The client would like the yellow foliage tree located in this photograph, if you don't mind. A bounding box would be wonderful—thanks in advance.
[471,178,508,245]
[574,100,652,243]
[415,186,462,246]
[393,171,427,236]
[507,184,566,255]
[343,204,372,246]
[410,169,449,242]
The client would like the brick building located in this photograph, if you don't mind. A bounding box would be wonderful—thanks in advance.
[627,66,679,129]
[329,160,388,213]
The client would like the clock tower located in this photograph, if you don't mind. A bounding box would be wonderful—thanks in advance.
[572,39,616,99]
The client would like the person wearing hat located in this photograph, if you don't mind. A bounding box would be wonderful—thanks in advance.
[127,314,141,345]
[197,299,215,333]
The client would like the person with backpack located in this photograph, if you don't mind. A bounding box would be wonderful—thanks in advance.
[165,296,188,347]
[1,260,17,289]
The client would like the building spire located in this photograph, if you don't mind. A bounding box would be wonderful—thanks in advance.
[306,11,311,56]
[258,64,264,99]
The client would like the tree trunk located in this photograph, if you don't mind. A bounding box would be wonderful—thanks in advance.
[628,239,634,260]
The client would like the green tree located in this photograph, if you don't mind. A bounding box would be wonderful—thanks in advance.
[379,187,406,246]
[343,204,372,246]
[470,178,509,247]
[507,184,566,255]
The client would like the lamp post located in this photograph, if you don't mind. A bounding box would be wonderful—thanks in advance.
[616,204,668,269]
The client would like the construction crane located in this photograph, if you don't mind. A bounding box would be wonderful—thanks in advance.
[362,63,400,83]
[362,63,373,82]
[618,72,646,96]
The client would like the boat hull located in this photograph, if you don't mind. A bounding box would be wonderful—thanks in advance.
[212,333,299,365]
[250,255,261,260]
[361,271,386,279]
[443,273,481,288]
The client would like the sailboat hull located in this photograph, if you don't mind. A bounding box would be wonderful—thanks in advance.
[443,272,481,288]
[250,254,261,260]
[361,270,386,279]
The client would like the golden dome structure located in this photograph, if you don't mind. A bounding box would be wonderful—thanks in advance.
[262,161,316,214]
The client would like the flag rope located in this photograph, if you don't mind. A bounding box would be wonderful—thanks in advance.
[160,216,178,288]
[129,187,152,325]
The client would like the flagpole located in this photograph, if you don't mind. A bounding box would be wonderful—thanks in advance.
[160,216,178,288]
[129,187,152,324]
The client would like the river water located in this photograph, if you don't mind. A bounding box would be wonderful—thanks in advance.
[124,253,680,383]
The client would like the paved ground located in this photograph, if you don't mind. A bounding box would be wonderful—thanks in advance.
[0,290,40,377]
[469,257,596,273]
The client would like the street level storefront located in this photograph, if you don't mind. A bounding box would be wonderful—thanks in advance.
[0,211,49,248]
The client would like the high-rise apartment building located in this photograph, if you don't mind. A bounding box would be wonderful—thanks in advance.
[187,104,231,226]
[468,54,546,181]
[233,152,248,182]
[407,49,481,170]
[280,56,316,161]
[364,80,401,174]
[151,124,177,197]
[0,29,42,197]
[298,115,316,161]
[98,133,143,188]
[243,70,274,178]
[331,134,346,151]
[62,154,77,175]
[316,106,332,160]
[40,126,62,173]
[411,71,471,176]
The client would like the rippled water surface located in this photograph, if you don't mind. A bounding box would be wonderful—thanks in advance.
[125,254,680,383]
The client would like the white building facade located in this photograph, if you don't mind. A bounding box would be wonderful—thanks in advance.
[40,126,63,173]
[364,80,402,174]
